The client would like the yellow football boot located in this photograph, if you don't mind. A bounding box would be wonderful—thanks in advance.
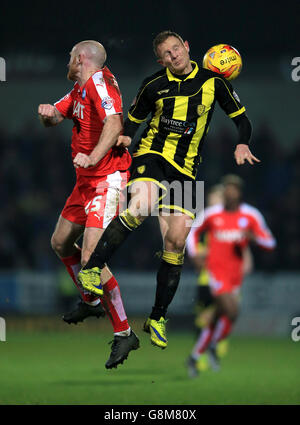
[143,317,168,349]
[77,267,103,296]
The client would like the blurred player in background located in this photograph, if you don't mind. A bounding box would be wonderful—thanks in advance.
[38,40,139,369]
[187,182,253,373]
[186,174,276,377]
[77,30,259,350]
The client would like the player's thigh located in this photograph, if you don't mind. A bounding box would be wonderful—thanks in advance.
[81,172,127,265]
[51,215,84,256]
[159,213,193,252]
[127,180,159,219]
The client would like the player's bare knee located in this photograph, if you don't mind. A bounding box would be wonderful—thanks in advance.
[50,234,64,256]
[164,237,186,253]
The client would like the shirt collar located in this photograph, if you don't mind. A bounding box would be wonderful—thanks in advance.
[77,68,105,91]
[166,61,199,82]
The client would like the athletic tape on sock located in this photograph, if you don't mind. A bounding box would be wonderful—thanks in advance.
[120,209,142,230]
[162,250,185,265]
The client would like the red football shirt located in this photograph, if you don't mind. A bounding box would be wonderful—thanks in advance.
[187,203,276,278]
[54,67,131,177]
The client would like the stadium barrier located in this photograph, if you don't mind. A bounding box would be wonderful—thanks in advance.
[0,270,299,336]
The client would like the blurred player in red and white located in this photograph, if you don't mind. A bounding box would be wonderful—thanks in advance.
[187,183,254,374]
[38,40,139,369]
[186,174,276,377]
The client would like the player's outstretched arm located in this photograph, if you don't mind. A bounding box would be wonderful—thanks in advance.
[38,104,64,127]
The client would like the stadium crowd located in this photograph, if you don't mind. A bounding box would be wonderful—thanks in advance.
[1,120,298,272]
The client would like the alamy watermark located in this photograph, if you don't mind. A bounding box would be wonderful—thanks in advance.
[291,317,300,341]
[291,57,300,82]
[0,57,6,81]
[0,317,6,341]
[94,179,205,227]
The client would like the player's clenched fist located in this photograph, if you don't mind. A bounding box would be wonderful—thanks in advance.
[73,152,93,169]
[38,104,56,118]
[38,104,64,127]
[116,135,132,148]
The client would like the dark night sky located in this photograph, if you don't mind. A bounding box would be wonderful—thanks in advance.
[1,0,299,61]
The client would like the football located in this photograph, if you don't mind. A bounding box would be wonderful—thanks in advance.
[203,44,242,81]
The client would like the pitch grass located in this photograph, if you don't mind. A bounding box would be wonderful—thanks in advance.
[0,321,299,405]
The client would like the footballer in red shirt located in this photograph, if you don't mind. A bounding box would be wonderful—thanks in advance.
[186,175,276,377]
[54,66,131,229]
[38,40,139,369]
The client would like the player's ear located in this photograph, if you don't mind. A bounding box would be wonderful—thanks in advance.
[184,41,190,53]
[76,53,82,65]
[157,58,164,66]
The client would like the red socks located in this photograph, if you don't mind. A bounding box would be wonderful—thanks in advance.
[61,252,129,334]
[192,316,233,359]
[61,251,100,304]
[211,316,232,345]
[101,276,129,333]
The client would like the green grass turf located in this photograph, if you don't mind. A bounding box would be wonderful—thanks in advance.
[0,324,299,405]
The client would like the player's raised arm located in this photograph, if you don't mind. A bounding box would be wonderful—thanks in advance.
[73,113,123,169]
[38,104,64,127]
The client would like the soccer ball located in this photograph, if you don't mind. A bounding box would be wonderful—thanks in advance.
[202,44,242,81]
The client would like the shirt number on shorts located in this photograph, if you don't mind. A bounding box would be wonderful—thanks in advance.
[85,195,103,215]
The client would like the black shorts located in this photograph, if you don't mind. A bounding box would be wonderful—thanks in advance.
[128,154,202,219]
